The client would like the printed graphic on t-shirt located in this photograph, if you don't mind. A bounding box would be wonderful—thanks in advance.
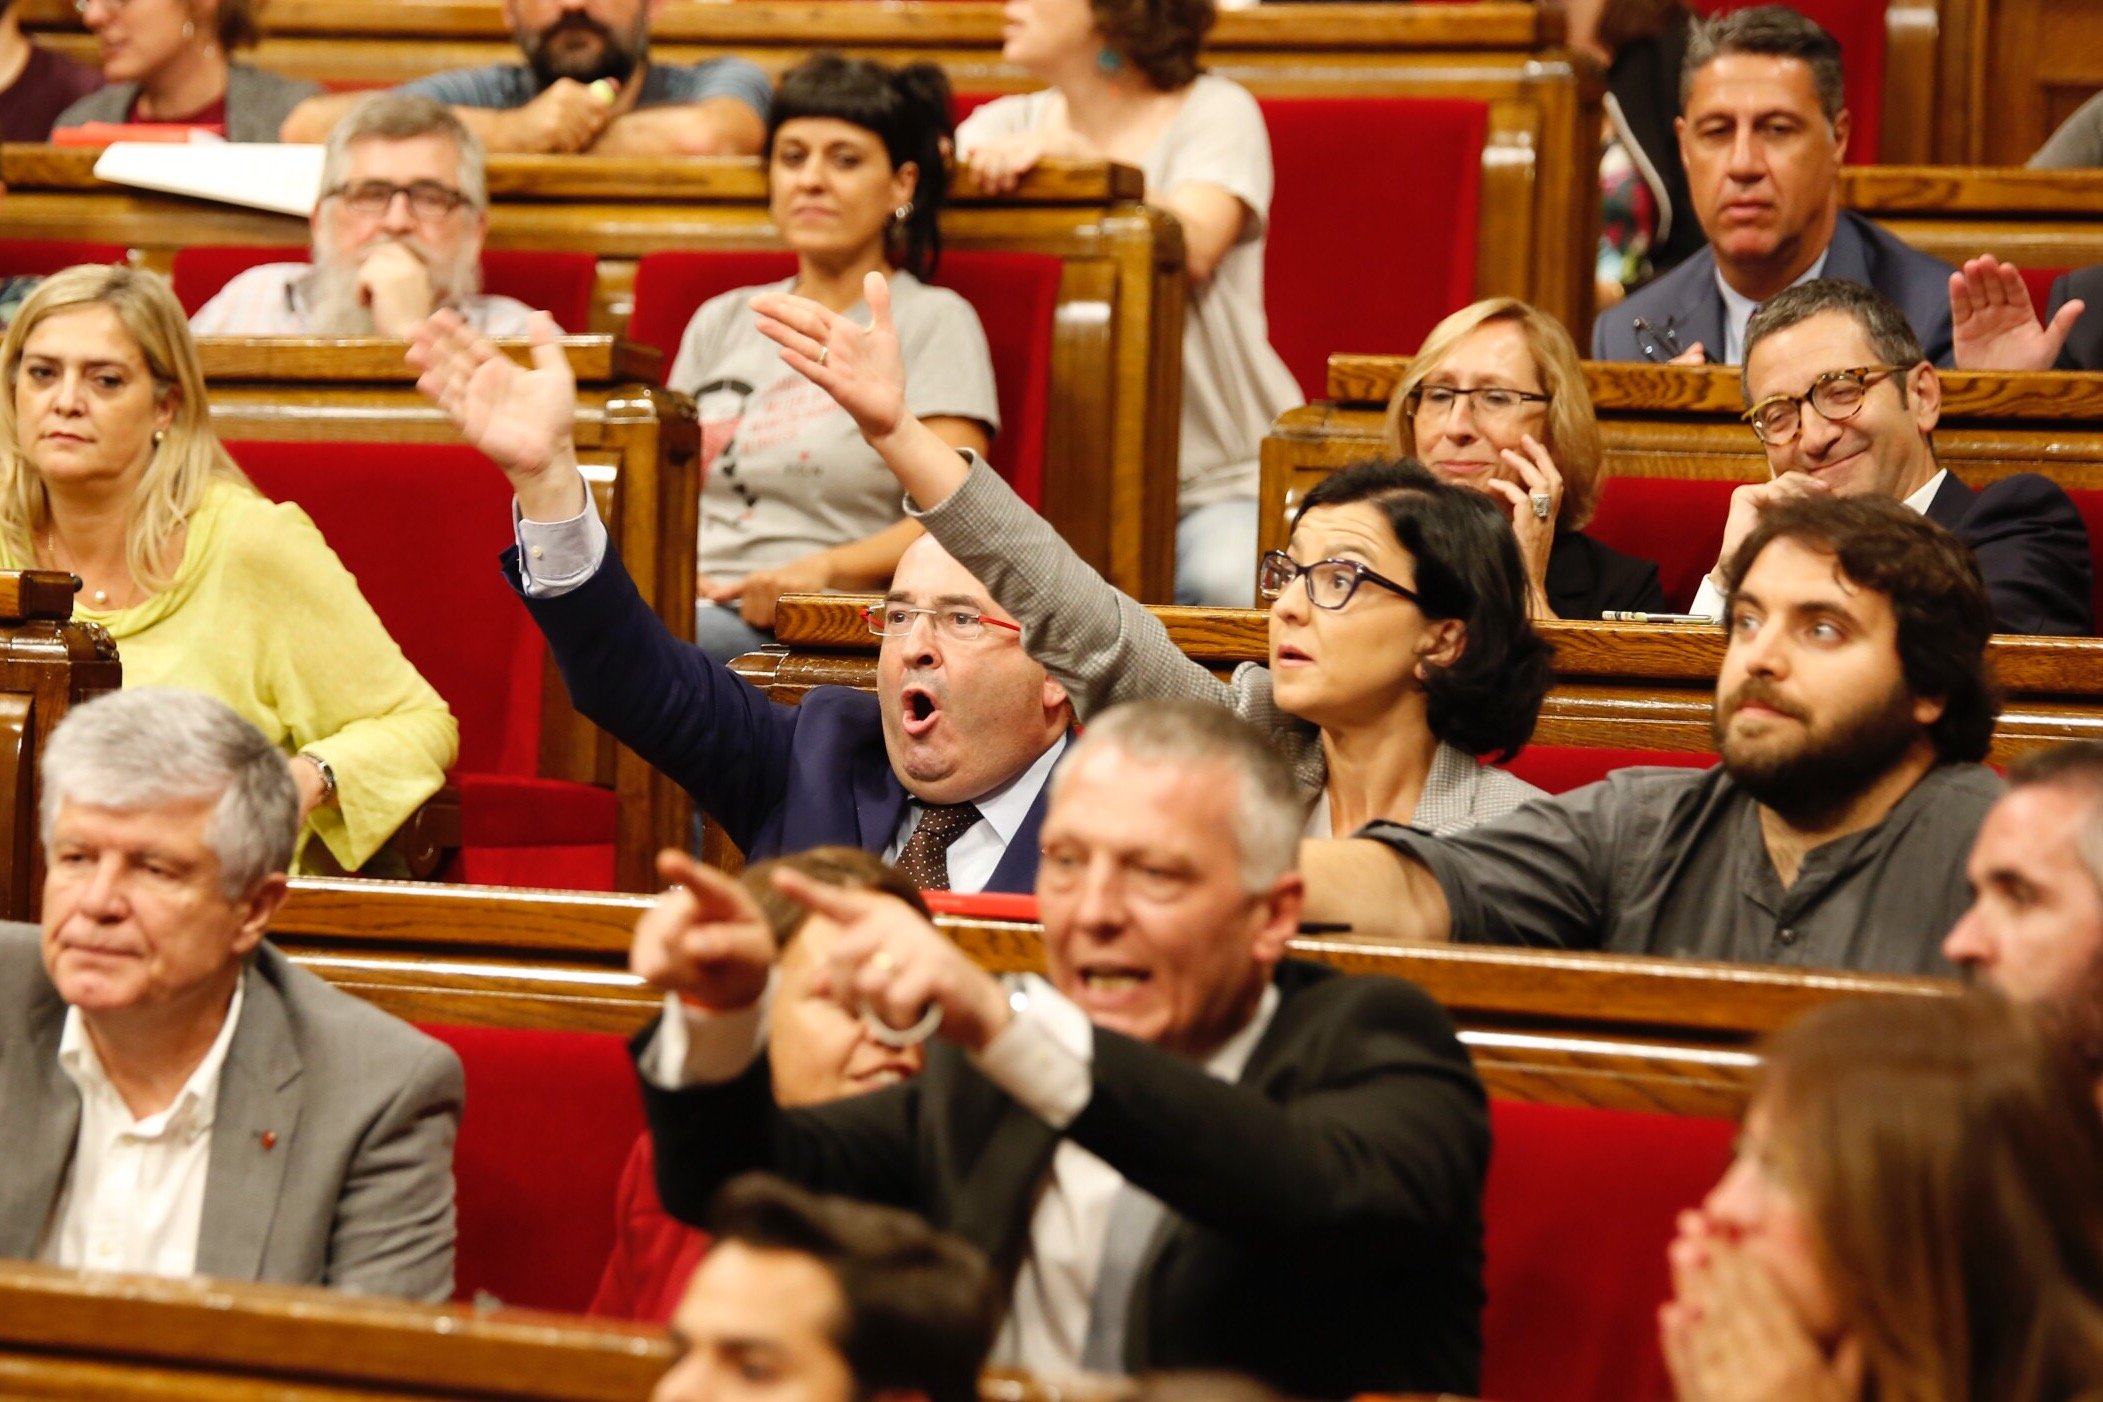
[695,376,757,513]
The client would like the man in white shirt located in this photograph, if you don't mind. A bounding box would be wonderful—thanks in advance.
[628,698,1489,1398]
[1689,278,2091,635]
[0,688,461,1301]
[192,92,534,339]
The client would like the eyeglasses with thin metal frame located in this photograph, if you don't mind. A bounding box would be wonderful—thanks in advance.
[862,603,1024,642]
[1258,551,1420,611]
[1741,365,1904,446]
[325,180,475,220]
[1406,384,1553,424]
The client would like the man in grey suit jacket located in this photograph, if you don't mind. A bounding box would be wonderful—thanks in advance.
[1591,6,1954,367]
[0,689,461,1301]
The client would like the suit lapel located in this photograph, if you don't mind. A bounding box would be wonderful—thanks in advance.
[950,1090,1060,1286]
[194,960,304,1282]
[1923,472,1972,531]
[1677,255,1728,362]
[852,744,909,858]
[1821,213,1873,287]
[0,985,79,1259]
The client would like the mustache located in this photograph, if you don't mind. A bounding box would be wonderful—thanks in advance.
[1720,677,1808,724]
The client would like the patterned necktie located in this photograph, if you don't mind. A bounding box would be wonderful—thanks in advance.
[893,802,982,890]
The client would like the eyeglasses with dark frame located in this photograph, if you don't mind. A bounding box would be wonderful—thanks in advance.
[1258,551,1420,611]
[1741,365,1904,446]
[862,603,1024,642]
[326,180,475,220]
[1406,384,1552,424]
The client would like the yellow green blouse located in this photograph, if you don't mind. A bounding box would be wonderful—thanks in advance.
[8,477,458,870]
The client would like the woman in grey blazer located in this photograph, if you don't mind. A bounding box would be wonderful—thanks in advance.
[53,0,318,142]
[750,274,1560,838]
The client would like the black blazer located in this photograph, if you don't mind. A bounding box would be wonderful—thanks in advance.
[1547,529,1671,619]
[1924,472,2093,637]
[641,959,1490,1398]
[2047,264,2103,372]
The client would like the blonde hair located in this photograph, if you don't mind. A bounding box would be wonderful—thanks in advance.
[0,265,252,594]
[1383,298,1606,530]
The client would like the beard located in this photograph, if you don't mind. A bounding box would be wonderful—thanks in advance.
[521,10,642,87]
[2035,942,2103,1085]
[305,235,482,336]
[1714,674,1925,827]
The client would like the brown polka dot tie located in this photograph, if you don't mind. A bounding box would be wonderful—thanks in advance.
[894,802,982,891]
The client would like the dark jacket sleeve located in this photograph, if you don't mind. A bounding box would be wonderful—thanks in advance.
[2048,267,2103,372]
[1963,475,2096,637]
[1064,977,1487,1270]
[508,541,800,851]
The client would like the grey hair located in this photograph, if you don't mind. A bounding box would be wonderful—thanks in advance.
[1741,278,1927,399]
[1681,4,1847,127]
[2008,742,2103,900]
[320,92,488,211]
[1054,699,1307,893]
[40,689,301,899]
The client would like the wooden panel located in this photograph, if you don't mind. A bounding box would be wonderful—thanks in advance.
[1841,165,2103,270]
[1966,0,2103,166]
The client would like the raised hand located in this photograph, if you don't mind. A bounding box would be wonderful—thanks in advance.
[771,867,1013,1052]
[1950,254,2085,372]
[407,309,585,520]
[631,849,780,1011]
[751,271,910,446]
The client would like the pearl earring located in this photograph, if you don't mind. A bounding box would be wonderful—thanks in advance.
[181,18,194,38]
[152,430,165,447]
[892,201,914,224]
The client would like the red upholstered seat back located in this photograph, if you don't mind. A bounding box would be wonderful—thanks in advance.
[1504,745,1717,794]
[230,441,543,777]
[2063,487,2103,632]
[1261,97,1487,397]
[628,249,1056,507]
[1482,1100,1736,1402]
[1585,476,1742,611]
[2023,265,2071,319]
[1687,0,1884,162]
[0,240,130,275]
[171,245,599,332]
[419,1024,647,1312]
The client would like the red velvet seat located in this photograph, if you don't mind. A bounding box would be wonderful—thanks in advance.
[171,245,600,332]
[1481,1100,1735,1402]
[1504,745,1717,794]
[1688,0,1885,162]
[627,249,1058,508]
[1261,96,1487,397]
[1585,476,1742,611]
[0,240,131,276]
[2022,264,2071,320]
[232,440,617,888]
[419,1024,647,1311]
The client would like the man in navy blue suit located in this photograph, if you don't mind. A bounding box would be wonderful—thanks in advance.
[1687,279,2092,636]
[408,311,1073,892]
[1590,6,1953,367]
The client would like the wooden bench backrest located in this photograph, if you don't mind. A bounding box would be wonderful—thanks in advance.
[1839,166,2103,278]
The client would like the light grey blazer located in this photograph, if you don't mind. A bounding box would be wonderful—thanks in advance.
[52,63,323,143]
[0,924,462,1302]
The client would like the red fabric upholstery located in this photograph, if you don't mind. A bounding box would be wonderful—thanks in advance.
[588,1133,711,1323]
[1585,476,1742,611]
[1482,1101,1736,1402]
[0,240,130,275]
[1503,745,1717,794]
[627,249,1056,507]
[1687,0,1884,162]
[232,441,617,886]
[2021,265,2070,319]
[2062,487,2103,632]
[172,245,599,331]
[419,1024,647,1312]
[1262,97,1487,397]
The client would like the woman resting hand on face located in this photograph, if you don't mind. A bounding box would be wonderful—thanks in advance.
[750,271,1556,838]
[668,54,998,664]
[1662,994,2103,1402]
[1387,298,1671,621]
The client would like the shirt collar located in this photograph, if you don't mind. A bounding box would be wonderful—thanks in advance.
[59,979,247,1138]
[1901,468,1948,515]
[1717,249,1830,363]
[951,733,1068,846]
[1206,981,1281,1083]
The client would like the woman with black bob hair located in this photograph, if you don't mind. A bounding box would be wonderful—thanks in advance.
[668,53,1001,663]
[744,273,1556,834]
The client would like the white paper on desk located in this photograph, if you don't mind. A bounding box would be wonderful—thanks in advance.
[92,142,327,217]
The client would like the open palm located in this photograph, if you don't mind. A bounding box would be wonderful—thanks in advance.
[409,310,577,479]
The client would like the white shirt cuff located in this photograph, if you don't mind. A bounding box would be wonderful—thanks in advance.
[640,974,775,1089]
[970,974,1094,1129]
[513,481,607,598]
[1688,573,1726,620]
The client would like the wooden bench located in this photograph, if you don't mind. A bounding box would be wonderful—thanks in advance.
[1839,166,2103,274]
[1927,0,2102,164]
[0,148,1186,604]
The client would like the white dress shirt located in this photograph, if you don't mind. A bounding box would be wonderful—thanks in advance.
[1689,467,1947,618]
[38,984,246,1278]
[644,974,1282,1377]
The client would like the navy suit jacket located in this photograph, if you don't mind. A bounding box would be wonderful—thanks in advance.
[1924,472,2094,637]
[1592,210,1955,366]
[2046,264,2103,371]
[508,543,1052,889]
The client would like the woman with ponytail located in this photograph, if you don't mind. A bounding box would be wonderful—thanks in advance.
[668,53,999,662]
